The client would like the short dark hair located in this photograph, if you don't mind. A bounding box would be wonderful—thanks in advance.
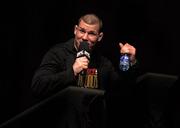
[78,13,103,32]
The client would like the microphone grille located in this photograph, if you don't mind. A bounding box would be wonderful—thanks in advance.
[78,41,89,52]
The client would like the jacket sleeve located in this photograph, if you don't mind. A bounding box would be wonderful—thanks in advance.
[31,48,76,98]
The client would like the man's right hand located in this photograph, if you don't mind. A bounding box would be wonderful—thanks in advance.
[73,56,89,76]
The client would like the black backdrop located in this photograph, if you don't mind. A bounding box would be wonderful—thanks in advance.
[0,0,180,125]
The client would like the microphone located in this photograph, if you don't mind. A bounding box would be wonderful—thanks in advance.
[77,41,90,60]
[76,41,90,75]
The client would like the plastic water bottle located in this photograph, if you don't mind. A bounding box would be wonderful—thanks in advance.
[119,54,130,71]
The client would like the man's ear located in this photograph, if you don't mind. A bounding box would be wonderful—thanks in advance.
[97,32,103,42]
[74,25,77,35]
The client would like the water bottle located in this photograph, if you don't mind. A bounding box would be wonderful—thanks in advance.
[119,53,130,71]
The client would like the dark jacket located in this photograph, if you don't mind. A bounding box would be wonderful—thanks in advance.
[31,38,138,98]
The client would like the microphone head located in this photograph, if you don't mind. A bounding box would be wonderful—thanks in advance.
[78,41,90,52]
[77,41,90,59]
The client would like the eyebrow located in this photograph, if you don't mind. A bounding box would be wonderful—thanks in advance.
[78,26,98,34]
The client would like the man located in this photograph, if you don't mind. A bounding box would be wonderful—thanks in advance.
[31,13,139,128]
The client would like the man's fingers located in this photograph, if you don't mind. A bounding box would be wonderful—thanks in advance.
[119,43,123,48]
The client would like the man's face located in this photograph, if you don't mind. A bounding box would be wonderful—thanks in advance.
[74,20,103,50]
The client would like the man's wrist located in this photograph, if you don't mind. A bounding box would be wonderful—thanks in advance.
[131,59,137,66]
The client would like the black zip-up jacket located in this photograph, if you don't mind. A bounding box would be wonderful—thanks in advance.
[31,38,138,98]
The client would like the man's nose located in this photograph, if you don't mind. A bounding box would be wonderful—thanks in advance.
[82,32,88,40]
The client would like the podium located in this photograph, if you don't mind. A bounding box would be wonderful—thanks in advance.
[135,72,178,128]
[0,86,105,128]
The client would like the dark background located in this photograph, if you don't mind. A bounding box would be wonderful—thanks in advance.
[0,0,180,125]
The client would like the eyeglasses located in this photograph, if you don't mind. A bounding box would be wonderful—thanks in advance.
[76,25,99,38]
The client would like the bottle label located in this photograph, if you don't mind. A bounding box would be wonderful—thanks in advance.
[119,54,130,71]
